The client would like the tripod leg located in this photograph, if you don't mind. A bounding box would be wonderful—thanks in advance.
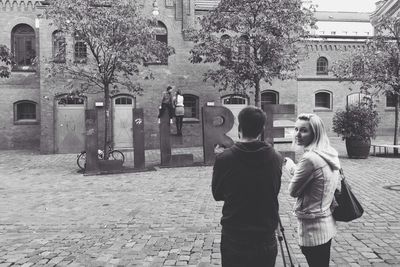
[276,230,287,267]
[279,216,295,267]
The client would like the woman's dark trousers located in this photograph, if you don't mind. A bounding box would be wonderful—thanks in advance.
[176,116,183,135]
[300,239,332,267]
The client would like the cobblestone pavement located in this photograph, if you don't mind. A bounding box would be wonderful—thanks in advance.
[0,138,400,266]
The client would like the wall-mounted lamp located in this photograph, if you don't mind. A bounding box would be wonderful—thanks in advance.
[152,0,159,16]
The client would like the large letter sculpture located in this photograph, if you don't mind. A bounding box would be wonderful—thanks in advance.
[262,104,296,161]
[133,108,145,169]
[85,109,99,173]
[159,110,172,165]
[202,105,235,165]
[159,110,194,167]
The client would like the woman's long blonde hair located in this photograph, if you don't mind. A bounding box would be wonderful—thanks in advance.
[296,113,331,151]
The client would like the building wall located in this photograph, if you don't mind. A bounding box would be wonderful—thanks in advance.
[1,1,399,152]
[298,40,400,138]
[0,1,41,150]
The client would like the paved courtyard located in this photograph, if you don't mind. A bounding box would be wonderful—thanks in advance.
[0,138,400,266]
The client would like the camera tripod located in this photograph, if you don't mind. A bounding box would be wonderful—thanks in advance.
[276,216,298,267]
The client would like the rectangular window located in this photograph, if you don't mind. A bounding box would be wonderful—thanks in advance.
[315,92,331,109]
[387,93,397,108]
[183,95,199,119]
[14,101,38,124]
[18,104,36,119]
[74,41,87,63]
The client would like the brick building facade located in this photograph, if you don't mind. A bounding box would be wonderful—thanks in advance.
[0,0,398,153]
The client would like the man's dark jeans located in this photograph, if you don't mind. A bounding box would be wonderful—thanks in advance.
[221,233,278,267]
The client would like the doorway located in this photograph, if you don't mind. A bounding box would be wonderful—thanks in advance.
[112,95,136,149]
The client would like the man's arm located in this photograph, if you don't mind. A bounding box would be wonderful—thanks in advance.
[212,155,225,201]
[274,152,283,195]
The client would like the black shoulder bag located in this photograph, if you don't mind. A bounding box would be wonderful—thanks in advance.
[333,168,364,222]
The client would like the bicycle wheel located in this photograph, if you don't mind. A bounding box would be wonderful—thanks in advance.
[77,152,87,170]
[110,150,125,163]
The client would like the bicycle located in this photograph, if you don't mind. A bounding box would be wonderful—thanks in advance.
[77,144,125,170]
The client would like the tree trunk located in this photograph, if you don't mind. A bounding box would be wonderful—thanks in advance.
[254,78,261,108]
[104,83,111,159]
[394,94,399,155]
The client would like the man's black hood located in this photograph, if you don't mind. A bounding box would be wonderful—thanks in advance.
[230,141,276,168]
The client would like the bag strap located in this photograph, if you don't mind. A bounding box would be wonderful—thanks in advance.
[339,168,345,180]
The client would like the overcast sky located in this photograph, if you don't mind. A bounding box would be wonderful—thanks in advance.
[311,0,377,12]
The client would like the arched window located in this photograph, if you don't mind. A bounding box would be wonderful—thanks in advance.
[183,94,199,119]
[154,21,168,65]
[52,30,66,63]
[14,100,38,123]
[315,91,332,109]
[74,34,87,63]
[115,96,134,105]
[57,96,85,105]
[261,90,279,105]
[347,92,371,107]
[11,24,36,69]
[316,57,328,75]
[238,35,250,60]
[220,34,232,65]
[222,94,247,105]
[352,59,364,75]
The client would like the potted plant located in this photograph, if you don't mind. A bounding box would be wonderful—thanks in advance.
[332,102,380,158]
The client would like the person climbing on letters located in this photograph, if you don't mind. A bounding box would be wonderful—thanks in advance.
[158,85,174,123]
[173,89,185,136]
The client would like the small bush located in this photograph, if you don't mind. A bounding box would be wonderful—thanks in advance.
[332,102,380,141]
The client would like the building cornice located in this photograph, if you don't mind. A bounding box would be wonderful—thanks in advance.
[297,76,344,82]
[315,11,371,22]
[371,0,399,26]
[0,0,43,11]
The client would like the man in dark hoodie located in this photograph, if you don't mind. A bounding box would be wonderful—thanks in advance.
[212,106,283,267]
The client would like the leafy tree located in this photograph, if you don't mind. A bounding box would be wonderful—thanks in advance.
[44,0,173,155]
[0,44,13,78]
[332,16,400,150]
[188,0,315,107]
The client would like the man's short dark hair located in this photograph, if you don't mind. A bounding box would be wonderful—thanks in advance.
[238,106,267,138]
[167,86,172,91]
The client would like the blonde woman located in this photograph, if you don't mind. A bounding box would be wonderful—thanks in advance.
[284,113,340,267]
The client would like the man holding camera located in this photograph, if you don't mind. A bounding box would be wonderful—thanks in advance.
[212,106,283,267]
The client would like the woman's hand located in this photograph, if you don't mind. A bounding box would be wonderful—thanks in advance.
[214,144,225,154]
[283,157,296,176]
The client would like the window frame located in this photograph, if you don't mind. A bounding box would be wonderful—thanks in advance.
[314,91,332,111]
[113,95,136,106]
[11,24,36,72]
[52,30,66,63]
[238,35,250,61]
[56,95,86,106]
[74,36,87,63]
[261,90,279,106]
[148,21,168,65]
[347,92,371,107]
[14,100,39,125]
[386,92,398,108]
[220,34,232,65]
[316,57,329,75]
[183,94,200,121]
[221,94,249,105]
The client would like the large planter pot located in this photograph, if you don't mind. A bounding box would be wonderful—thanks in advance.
[345,137,371,159]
